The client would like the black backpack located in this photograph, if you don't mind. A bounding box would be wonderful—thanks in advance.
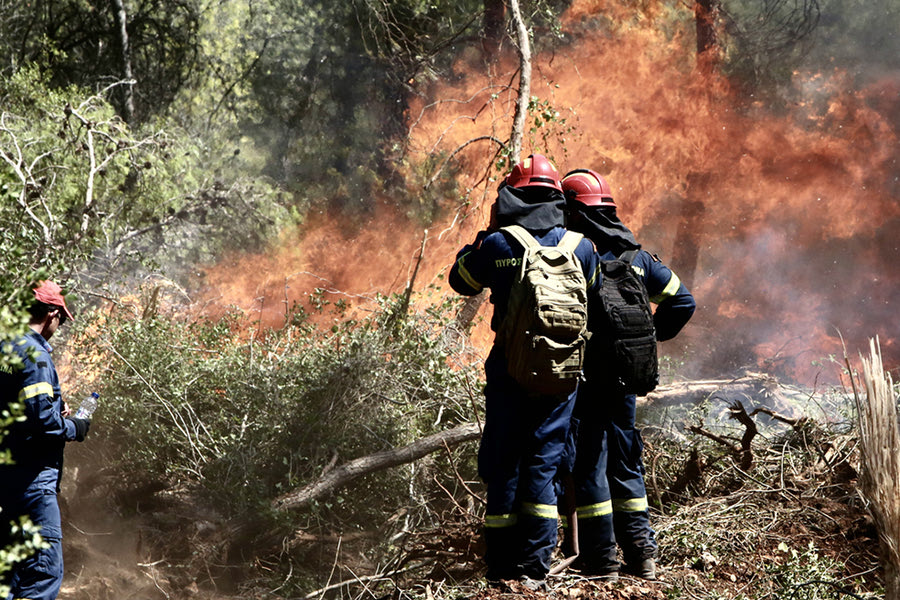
[587,249,659,395]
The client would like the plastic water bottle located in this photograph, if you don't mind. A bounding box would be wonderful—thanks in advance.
[74,392,99,419]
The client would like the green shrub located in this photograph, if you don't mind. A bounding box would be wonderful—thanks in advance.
[74,289,481,527]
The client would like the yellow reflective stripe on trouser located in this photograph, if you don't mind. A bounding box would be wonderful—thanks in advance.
[650,273,681,303]
[613,497,649,512]
[18,381,54,402]
[456,255,484,292]
[521,502,558,520]
[576,501,613,519]
[485,513,517,528]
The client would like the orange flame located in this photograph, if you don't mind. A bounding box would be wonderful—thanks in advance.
[194,0,899,385]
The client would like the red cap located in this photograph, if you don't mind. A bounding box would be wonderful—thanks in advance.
[33,281,74,321]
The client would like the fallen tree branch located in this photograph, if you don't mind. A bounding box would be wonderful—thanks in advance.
[686,424,739,451]
[300,561,432,600]
[644,373,781,406]
[273,423,481,512]
[643,372,834,425]
[730,400,759,470]
[687,400,759,469]
[750,406,807,428]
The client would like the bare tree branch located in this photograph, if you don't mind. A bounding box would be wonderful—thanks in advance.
[508,0,531,161]
[272,423,480,512]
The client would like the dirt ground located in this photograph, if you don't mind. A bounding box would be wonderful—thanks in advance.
[54,443,884,600]
[49,381,888,600]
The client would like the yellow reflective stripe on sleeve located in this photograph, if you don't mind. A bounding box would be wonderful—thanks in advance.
[18,382,54,402]
[576,501,613,519]
[587,265,599,289]
[485,513,517,528]
[521,502,559,520]
[650,273,681,304]
[456,255,484,292]
[612,497,649,512]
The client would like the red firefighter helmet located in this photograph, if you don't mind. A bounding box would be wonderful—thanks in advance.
[505,154,562,191]
[561,169,616,207]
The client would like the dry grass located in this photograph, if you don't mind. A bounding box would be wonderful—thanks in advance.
[853,337,900,599]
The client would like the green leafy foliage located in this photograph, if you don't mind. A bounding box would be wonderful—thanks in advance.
[0,66,286,291]
[0,60,285,588]
[767,541,846,600]
[0,0,200,121]
[75,289,480,526]
[186,0,486,215]
[0,517,46,599]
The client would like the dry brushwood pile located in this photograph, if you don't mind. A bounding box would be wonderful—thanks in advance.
[56,374,887,600]
[387,375,884,600]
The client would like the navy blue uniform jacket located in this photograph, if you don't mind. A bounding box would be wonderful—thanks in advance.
[449,226,601,332]
[0,330,78,493]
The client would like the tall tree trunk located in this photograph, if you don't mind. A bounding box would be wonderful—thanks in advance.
[482,0,506,59]
[507,0,530,163]
[455,0,533,333]
[670,172,708,291]
[672,3,720,288]
[694,0,721,73]
[111,0,135,123]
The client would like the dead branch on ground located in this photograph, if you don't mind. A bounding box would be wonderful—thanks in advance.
[687,400,758,470]
[272,423,480,512]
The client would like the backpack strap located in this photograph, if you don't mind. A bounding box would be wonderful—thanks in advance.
[618,249,639,265]
[503,225,584,254]
[501,225,540,251]
[557,230,584,253]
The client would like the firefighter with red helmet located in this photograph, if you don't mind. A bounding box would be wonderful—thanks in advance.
[561,169,695,580]
[449,155,601,588]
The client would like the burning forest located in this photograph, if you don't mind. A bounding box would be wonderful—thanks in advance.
[195,0,899,387]
[2,0,899,599]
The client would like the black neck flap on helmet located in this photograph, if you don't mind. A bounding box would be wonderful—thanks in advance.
[493,184,566,233]
[568,204,641,255]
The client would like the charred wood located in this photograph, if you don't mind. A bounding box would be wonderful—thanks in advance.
[665,447,707,502]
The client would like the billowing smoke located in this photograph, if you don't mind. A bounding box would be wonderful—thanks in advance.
[197,0,899,386]
[416,1,899,384]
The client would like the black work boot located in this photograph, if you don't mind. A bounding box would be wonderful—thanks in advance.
[623,557,657,580]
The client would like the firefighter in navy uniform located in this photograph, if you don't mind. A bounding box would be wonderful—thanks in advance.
[561,169,695,580]
[0,281,91,600]
[449,155,600,588]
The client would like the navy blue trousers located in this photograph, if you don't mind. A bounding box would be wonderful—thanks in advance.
[2,486,64,600]
[569,385,657,571]
[608,393,657,564]
[479,348,576,580]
